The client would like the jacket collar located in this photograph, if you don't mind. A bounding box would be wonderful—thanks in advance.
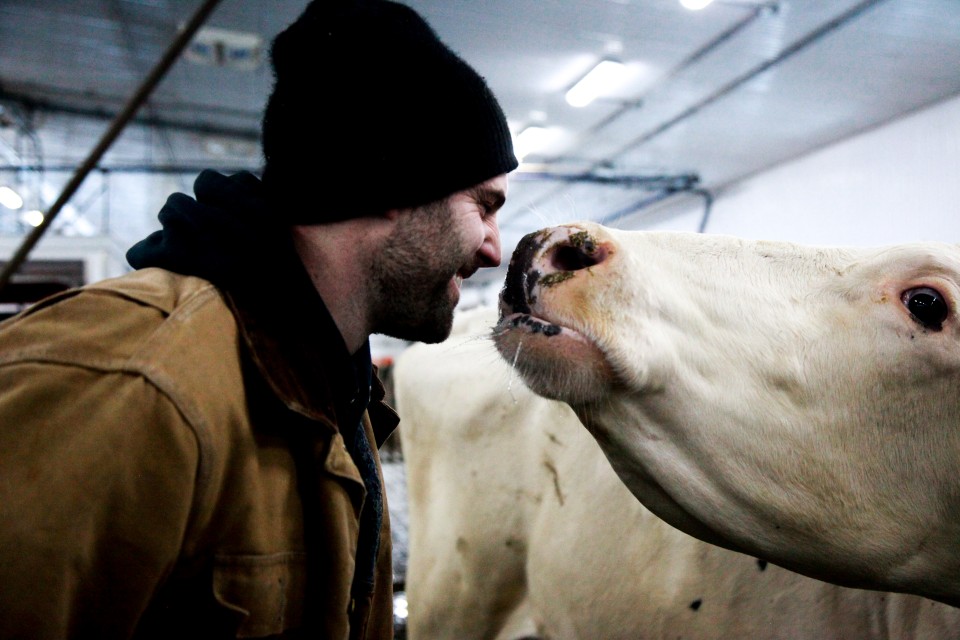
[224,259,398,446]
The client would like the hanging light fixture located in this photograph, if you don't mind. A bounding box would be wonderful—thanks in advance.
[565,59,629,108]
[680,0,715,10]
[513,125,561,161]
[0,186,23,210]
[19,210,44,227]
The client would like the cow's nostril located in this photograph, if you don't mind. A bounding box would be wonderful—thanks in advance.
[551,242,607,272]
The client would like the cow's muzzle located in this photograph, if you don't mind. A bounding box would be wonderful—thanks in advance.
[499,225,610,318]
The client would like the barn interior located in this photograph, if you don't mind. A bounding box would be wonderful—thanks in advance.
[2,0,959,637]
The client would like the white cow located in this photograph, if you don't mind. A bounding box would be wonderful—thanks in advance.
[395,306,960,640]
[493,221,960,608]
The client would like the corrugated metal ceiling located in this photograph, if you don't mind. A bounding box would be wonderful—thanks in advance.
[1,0,959,272]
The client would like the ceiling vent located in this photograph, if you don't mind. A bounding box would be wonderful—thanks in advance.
[184,26,263,71]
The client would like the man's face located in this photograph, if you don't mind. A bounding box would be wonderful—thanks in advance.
[371,174,507,343]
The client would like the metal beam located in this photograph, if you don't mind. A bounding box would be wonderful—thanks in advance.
[0,85,261,142]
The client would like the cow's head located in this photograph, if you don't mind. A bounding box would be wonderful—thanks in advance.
[494,221,960,605]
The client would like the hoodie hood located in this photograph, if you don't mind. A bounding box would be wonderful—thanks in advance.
[126,170,295,288]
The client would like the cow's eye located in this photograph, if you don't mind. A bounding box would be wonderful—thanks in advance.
[902,287,948,331]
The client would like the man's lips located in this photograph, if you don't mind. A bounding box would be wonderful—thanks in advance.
[454,264,480,290]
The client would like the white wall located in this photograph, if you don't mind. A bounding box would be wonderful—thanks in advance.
[0,235,127,284]
[630,92,960,247]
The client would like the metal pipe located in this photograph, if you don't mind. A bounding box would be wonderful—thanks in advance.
[695,189,715,233]
[0,0,225,292]
[1,164,256,175]
[580,2,774,141]
[0,87,261,142]
[509,2,773,228]
[597,189,682,227]
[4,166,698,194]
[592,186,714,230]
[511,171,699,190]
[515,0,889,230]
[614,0,890,157]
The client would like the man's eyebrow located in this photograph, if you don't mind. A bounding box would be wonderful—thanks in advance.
[473,186,506,210]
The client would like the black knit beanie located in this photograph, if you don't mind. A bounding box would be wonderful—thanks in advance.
[261,0,518,223]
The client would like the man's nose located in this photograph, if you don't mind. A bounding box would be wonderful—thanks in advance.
[479,222,502,268]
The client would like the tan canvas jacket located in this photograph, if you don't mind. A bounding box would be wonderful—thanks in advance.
[0,268,399,639]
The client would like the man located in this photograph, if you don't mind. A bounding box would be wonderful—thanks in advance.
[0,1,516,638]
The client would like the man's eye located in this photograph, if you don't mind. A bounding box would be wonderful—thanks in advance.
[483,200,502,215]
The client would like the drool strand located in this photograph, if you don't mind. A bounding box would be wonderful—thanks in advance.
[507,340,523,403]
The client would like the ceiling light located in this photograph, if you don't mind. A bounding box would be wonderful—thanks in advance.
[680,0,715,10]
[20,209,43,227]
[513,125,558,161]
[565,59,629,108]
[0,186,23,210]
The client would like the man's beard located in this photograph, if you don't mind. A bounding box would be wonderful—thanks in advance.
[370,199,465,343]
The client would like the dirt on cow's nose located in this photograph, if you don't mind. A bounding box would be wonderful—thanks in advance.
[545,229,609,276]
[499,228,547,315]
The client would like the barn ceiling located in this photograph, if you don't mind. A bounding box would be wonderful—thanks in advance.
[1,0,960,291]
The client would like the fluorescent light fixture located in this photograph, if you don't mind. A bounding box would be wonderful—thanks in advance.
[20,209,44,227]
[565,59,628,108]
[514,125,552,161]
[0,186,23,210]
[680,0,715,10]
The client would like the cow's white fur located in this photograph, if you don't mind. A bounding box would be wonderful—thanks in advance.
[395,307,960,639]
[493,221,960,608]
